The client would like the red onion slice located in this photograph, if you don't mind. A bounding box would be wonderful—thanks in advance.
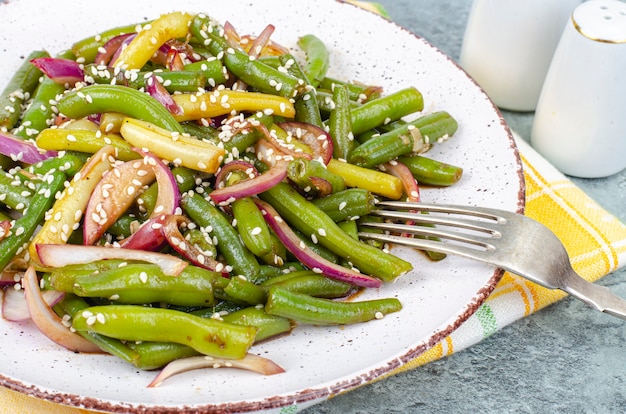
[147,353,285,388]
[2,285,65,322]
[36,244,188,276]
[209,160,288,205]
[145,74,183,115]
[118,214,168,251]
[136,149,181,218]
[162,215,226,272]
[22,266,102,353]
[83,159,156,245]
[0,131,57,163]
[30,57,84,87]
[278,122,334,165]
[255,200,382,288]
[94,33,135,66]
[382,161,420,202]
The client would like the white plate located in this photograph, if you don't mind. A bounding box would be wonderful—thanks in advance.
[0,0,524,412]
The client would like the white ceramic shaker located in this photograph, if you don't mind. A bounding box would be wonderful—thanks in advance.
[530,0,626,178]
[459,0,582,111]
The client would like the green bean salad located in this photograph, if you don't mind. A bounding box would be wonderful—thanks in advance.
[0,11,463,386]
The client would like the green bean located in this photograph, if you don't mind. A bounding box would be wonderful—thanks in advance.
[126,342,200,370]
[279,53,323,128]
[0,170,65,271]
[311,188,376,222]
[316,90,361,114]
[264,272,352,299]
[337,219,359,241]
[287,158,345,196]
[14,76,65,139]
[265,287,402,325]
[190,14,304,98]
[85,65,207,93]
[221,307,293,342]
[183,59,228,87]
[55,293,142,366]
[319,77,383,103]
[350,87,423,136]
[232,196,273,258]
[25,152,88,177]
[72,263,216,307]
[290,228,339,264]
[397,154,463,186]
[56,84,183,133]
[260,183,412,282]
[348,111,458,168]
[49,259,139,292]
[328,84,355,160]
[297,34,329,88]
[181,192,260,279]
[223,276,267,306]
[0,50,49,129]
[0,171,32,211]
[71,305,257,359]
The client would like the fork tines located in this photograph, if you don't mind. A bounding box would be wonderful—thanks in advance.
[358,201,504,251]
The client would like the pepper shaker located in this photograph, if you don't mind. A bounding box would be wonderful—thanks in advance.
[459,0,581,111]
[530,0,626,178]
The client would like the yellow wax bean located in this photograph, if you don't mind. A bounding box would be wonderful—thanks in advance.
[113,12,194,70]
[326,159,403,200]
[172,90,296,122]
[120,117,225,174]
[36,128,138,161]
[29,146,116,266]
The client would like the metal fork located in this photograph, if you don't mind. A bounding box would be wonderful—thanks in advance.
[358,200,626,320]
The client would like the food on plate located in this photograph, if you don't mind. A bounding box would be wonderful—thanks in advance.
[0,11,462,386]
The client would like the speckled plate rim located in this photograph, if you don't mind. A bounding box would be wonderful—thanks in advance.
[0,0,525,412]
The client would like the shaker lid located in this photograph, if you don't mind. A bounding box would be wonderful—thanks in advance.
[572,0,626,43]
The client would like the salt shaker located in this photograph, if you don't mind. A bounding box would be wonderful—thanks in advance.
[530,0,626,178]
[459,0,581,111]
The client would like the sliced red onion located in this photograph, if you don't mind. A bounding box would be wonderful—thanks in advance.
[246,24,275,58]
[166,49,185,71]
[36,244,188,276]
[30,57,84,87]
[161,214,227,273]
[223,21,242,48]
[108,34,137,67]
[2,285,64,322]
[382,161,420,202]
[278,122,334,165]
[83,159,156,245]
[94,33,135,66]
[0,131,57,163]
[209,159,288,205]
[147,353,285,388]
[118,214,168,251]
[145,74,183,115]
[22,266,102,353]
[255,200,382,288]
[135,149,181,218]
[213,160,258,190]
[0,220,10,242]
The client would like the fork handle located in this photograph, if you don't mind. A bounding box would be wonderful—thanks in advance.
[562,272,626,320]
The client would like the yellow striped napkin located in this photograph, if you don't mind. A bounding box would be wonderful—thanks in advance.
[2,3,626,413]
